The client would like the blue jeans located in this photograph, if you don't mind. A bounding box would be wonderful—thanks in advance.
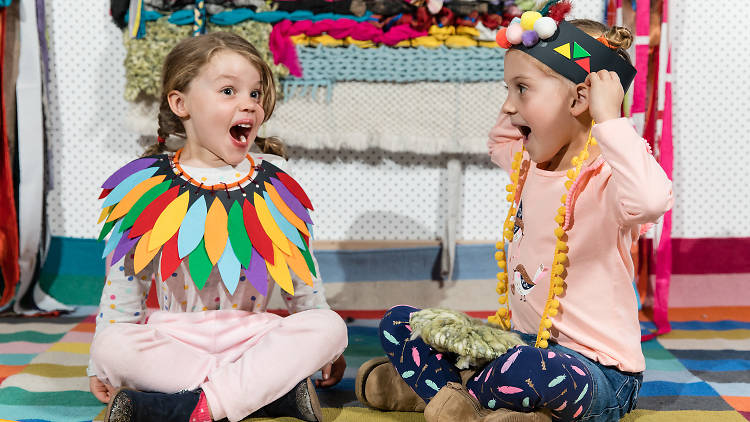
[516,333,642,422]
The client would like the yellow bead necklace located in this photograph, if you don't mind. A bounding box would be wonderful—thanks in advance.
[489,123,597,348]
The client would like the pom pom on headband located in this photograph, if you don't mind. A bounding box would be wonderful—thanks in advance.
[157,136,166,144]
[495,1,636,92]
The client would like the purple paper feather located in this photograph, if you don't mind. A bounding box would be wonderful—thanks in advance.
[102,158,158,189]
[111,228,140,266]
[270,177,313,224]
[244,248,268,296]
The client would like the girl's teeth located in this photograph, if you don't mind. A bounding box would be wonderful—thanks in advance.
[240,135,247,144]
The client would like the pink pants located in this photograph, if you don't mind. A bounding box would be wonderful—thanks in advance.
[90,309,348,421]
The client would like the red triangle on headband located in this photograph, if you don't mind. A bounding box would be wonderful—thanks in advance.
[575,57,590,73]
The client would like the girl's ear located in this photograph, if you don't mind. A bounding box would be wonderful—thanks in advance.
[167,90,188,118]
[571,82,590,117]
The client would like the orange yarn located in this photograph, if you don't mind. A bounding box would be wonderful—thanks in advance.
[172,148,256,190]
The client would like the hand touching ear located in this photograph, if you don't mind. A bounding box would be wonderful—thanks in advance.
[584,70,624,124]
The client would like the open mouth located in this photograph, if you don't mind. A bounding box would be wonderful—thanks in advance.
[229,122,253,145]
[518,125,531,140]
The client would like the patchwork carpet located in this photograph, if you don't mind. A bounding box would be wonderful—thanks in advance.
[0,306,748,421]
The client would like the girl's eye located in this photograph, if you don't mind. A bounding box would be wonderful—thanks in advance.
[250,89,261,99]
[518,84,527,94]
[221,87,234,95]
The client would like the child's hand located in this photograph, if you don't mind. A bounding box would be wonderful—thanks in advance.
[89,376,116,403]
[585,70,624,124]
[315,355,346,388]
[488,112,523,151]
[488,113,523,166]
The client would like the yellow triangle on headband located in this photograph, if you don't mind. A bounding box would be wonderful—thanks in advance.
[554,43,571,59]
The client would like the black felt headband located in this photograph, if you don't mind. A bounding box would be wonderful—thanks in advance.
[512,20,636,92]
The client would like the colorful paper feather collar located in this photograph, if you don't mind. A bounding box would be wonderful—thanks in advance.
[97,152,316,296]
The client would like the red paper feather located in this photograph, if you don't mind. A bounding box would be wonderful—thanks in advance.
[276,173,314,210]
[242,199,275,265]
[160,233,182,281]
[129,186,180,238]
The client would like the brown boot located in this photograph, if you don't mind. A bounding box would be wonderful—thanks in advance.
[424,382,552,422]
[355,356,427,412]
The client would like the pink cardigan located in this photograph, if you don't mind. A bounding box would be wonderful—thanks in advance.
[488,116,673,372]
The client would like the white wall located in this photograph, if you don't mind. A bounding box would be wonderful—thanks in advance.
[43,0,750,241]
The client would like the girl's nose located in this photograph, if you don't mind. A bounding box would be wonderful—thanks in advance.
[501,97,516,115]
[240,98,259,112]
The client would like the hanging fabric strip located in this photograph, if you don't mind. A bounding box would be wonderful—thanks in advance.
[12,0,70,314]
[0,4,21,308]
[642,0,672,341]
[631,0,649,134]
[129,0,145,39]
[441,158,462,281]
[14,0,44,313]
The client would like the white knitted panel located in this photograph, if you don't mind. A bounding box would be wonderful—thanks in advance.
[265,82,505,155]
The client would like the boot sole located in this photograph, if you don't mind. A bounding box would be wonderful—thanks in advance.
[306,377,324,422]
[354,356,391,408]
[105,387,134,422]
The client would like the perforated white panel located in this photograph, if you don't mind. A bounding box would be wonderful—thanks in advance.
[45,0,143,240]
[42,0,747,241]
[669,1,750,238]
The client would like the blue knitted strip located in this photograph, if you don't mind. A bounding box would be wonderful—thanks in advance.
[288,44,506,83]
[124,8,374,26]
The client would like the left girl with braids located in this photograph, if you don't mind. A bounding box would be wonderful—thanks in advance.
[88,32,347,422]
[357,6,672,422]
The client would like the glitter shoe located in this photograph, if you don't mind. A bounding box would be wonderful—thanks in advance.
[250,378,323,422]
[105,387,203,422]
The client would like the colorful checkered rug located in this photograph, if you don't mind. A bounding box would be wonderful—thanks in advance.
[0,307,748,421]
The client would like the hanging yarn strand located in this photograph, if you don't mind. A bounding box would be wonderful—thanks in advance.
[193,0,206,36]
[491,122,597,348]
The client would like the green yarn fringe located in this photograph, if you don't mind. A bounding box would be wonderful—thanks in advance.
[123,17,288,102]
[409,308,526,369]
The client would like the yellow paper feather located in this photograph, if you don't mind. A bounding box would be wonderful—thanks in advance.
[266,245,294,295]
[253,193,291,255]
[98,205,114,224]
[148,191,189,251]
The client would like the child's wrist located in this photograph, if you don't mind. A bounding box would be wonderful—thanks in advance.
[593,114,620,125]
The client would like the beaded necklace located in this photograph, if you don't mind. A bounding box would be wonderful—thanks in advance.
[488,123,598,348]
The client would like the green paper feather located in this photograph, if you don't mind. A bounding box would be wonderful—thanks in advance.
[298,243,318,278]
[188,239,213,290]
[227,202,252,267]
[98,220,115,241]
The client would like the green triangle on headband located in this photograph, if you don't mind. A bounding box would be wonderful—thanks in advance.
[573,42,590,59]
